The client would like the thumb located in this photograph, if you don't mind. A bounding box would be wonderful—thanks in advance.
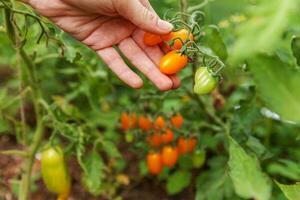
[117,0,173,34]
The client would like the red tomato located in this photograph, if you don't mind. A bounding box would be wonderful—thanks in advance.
[147,152,163,175]
[159,51,188,75]
[161,128,174,144]
[161,146,178,168]
[154,116,165,129]
[129,113,137,129]
[162,29,194,50]
[139,115,152,131]
[147,133,162,148]
[120,112,130,131]
[170,113,184,128]
[144,32,162,46]
[177,137,197,154]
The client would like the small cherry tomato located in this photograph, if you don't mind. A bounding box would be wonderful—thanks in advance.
[147,152,163,175]
[161,146,178,168]
[170,113,184,128]
[120,112,130,131]
[162,29,194,50]
[154,116,165,129]
[144,32,162,46]
[188,137,197,152]
[129,112,137,129]
[160,51,188,75]
[139,115,152,131]
[125,132,134,143]
[177,137,197,154]
[147,132,162,148]
[194,67,217,95]
[41,146,71,197]
[192,150,206,169]
[161,128,174,144]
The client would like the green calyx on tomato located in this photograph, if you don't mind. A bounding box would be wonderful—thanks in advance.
[41,146,71,197]
[192,150,206,169]
[194,67,217,95]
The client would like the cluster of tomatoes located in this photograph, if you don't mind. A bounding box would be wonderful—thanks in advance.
[144,28,218,95]
[120,112,200,175]
[144,29,193,75]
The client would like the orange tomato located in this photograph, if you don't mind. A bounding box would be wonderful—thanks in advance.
[147,152,163,175]
[177,137,197,154]
[161,146,178,168]
[147,133,162,148]
[144,32,162,46]
[139,115,152,131]
[159,51,188,75]
[162,29,194,50]
[154,116,165,129]
[120,112,130,131]
[129,112,137,129]
[170,113,184,128]
[188,137,197,152]
[161,128,174,144]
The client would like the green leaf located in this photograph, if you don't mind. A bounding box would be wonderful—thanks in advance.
[228,137,272,200]
[291,36,300,66]
[231,0,299,62]
[249,55,300,124]
[276,182,300,200]
[102,140,121,158]
[203,25,228,61]
[178,155,193,170]
[167,170,191,195]
[82,151,104,196]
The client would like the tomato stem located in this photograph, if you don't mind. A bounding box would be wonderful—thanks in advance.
[3,4,45,200]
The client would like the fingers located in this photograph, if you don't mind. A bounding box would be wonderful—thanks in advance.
[115,0,173,34]
[97,47,143,88]
[118,38,173,91]
[132,29,181,89]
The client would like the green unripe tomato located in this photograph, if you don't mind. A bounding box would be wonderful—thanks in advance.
[194,67,217,95]
[41,146,71,197]
[125,132,134,143]
[192,150,206,169]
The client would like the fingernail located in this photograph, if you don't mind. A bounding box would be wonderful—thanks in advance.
[157,19,173,32]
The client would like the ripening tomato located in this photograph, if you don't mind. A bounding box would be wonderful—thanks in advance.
[161,128,174,144]
[129,112,137,129]
[41,146,71,197]
[139,115,152,131]
[194,67,217,95]
[154,116,165,129]
[147,132,162,148]
[170,113,184,128]
[144,32,162,46]
[120,112,130,131]
[161,146,178,168]
[159,51,188,75]
[177,137,197,154]
[188,137,197,152]
[147,152,163,175]
[162,29,194,50]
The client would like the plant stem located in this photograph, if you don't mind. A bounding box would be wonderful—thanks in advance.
[3,5,45,200]
[0,150,28,157]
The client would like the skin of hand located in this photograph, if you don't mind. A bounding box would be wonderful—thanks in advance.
[21,0,181,90]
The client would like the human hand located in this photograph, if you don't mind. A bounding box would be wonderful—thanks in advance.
[23,0,181,90]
